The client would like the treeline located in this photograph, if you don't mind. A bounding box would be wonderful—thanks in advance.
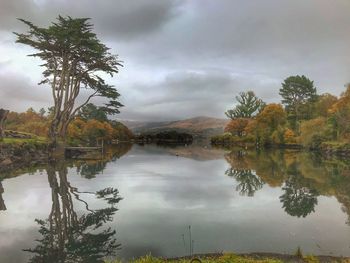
[212,75,350,151]
[5,103,133,145]
[136,131,193,144]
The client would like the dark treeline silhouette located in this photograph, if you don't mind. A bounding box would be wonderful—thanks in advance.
[136,131,193,145]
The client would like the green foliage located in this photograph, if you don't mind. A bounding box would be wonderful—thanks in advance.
[15,16,123,113]
[2,106,133,147]
[280,75,317,130]
[303,255,320,263]
[79,103,109,122]
[106,253,283,263]
[15,16,123,143]
[271,126,286,145]
[313,93,337,118]
[280,175,319,217]
[211,133,255,147]
[298,117,334,149]
[243,104,291,147]
[214,75,350,151]
[225,91,265,119]
[67,117,133,146]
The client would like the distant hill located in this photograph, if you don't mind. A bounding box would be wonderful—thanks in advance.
[121,116,229,139]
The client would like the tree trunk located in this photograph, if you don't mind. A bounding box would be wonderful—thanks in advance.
[0,182,6,211]
[0,109,9,140]
[48,120,66,160]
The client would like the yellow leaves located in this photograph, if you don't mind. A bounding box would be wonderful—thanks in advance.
[256,103,286,129]
[224,118,250,137]
[299,117,327,147]
[314,93,337,117]
[5,109,48,137]
[68,118,116,142]
[284,128,296,144]
[329,85,350,114]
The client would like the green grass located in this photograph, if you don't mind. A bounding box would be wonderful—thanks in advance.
[1,137,47,144]
[0,131,48,146]
[0,135,48,152]
[106,254,283,263]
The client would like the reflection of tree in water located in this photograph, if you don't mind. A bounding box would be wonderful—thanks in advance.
[77,161,107,179]
[280,175,319,218]
[225,150,265,197]
[0,181,6,211]
[76,144,132,179]
[226,168,264,196]
[224,149,322,217]
[24,162,122,263]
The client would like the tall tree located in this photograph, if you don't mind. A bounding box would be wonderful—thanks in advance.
[279,75,317,129]
[225,91,264,119]
[15,16,123,149]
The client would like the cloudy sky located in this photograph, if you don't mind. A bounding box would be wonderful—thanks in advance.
[0,0,349,121]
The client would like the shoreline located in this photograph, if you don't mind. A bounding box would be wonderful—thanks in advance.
[111,252,350,262]
[2,140,350,172]
[211,141,350,157]
[170,252,349,262]
[0,140,48,174]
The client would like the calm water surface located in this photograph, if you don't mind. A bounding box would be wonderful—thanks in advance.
[1,144,350,262]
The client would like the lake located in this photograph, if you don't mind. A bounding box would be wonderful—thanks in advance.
[1,144,350,262]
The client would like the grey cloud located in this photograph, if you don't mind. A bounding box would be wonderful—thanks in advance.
[117,70,281,121]
[0,0,181,40]
[0,0,349,121]
[0,65,51,111]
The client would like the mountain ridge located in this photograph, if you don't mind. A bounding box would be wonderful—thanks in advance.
[120,116,229,139]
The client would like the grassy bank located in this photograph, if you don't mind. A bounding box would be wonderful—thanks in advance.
[106,253,349,263]
[0,136,48,172]
[210,133,302,150]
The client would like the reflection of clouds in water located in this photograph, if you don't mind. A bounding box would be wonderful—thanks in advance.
[0,227,38,263]
[114,155,234,209]
[1,146,350,260]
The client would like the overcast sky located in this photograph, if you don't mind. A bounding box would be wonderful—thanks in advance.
[0,0,349,121]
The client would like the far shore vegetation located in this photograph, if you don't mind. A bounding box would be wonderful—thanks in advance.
[212,76,350,154]
[1,104,133,147]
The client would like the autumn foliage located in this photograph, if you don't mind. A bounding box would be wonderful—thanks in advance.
[224,118,250,137]
[4,106,133,146]
[214,78,350,149]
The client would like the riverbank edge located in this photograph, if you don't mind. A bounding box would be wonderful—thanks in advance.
[108,252,350,263]
[211,139,350,157]
[0,140,48,173]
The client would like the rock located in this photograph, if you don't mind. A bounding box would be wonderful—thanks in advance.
[0,158,12,166]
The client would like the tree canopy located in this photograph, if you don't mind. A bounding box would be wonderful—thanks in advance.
[15,16,123,146]
[78,103,108,122]
[279,75,317,125]
[225,91,265,119]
